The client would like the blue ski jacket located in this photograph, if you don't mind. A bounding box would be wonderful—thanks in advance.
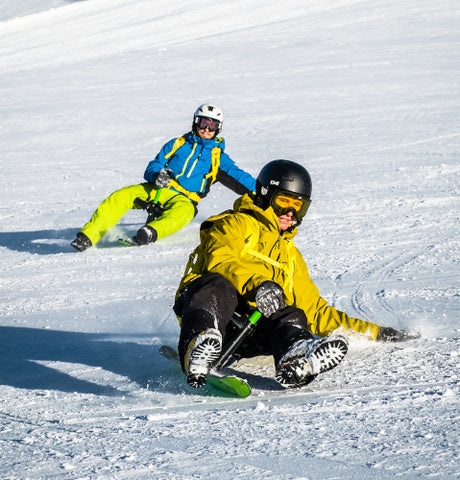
[144,132,255,203]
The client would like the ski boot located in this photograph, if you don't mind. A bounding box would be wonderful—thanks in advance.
[276,335,348,388]
[184,328,222,388]
[133,225,157,245]
[71,232,92,252]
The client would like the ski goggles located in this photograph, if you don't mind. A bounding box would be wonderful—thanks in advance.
[271,190,311,220]
[195,117,220,132]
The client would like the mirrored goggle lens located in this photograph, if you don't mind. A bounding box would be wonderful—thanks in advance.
[196,117,219,131]
[272,192,311,219]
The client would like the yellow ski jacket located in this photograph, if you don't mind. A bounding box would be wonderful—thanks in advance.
[177,194,380,339]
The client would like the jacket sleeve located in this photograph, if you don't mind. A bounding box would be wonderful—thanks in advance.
[143,138,177,183]
[217,152,256,193]
[293,249,380,339]
[216,169,253,195]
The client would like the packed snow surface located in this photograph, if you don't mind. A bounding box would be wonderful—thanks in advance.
[0,0,459,478]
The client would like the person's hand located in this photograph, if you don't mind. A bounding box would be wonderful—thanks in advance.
[255,281,285,317]
[376,326,421,342]
[153,168,173,188]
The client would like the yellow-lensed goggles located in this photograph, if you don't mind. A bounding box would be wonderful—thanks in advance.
[274,195,304,212]
[271,191,311,219]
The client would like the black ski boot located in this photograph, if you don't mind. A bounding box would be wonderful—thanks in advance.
[133,225,158,245]
[184,329,222,388]
[276,335,348,388]
[71,232,92,252]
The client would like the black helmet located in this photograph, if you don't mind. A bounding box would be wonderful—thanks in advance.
[255,159,312,223]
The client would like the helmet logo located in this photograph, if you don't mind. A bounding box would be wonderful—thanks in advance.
[269,180,280,186]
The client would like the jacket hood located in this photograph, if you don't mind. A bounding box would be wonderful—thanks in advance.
[185,131,226,150]
[232,194,298,240]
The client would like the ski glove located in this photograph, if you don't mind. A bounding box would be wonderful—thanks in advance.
[376,326,421,342]
[255,281,285,317]
[153,168,173,188]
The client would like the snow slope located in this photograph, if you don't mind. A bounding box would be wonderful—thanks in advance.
[0,0,459,478]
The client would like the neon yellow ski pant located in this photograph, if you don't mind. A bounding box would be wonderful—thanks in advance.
[80,183,196,245]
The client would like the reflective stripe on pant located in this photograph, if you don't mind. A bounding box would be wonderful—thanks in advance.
[80,183,195,245]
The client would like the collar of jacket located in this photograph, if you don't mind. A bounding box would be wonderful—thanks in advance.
[232,194,298,240]
[185,131,225,150]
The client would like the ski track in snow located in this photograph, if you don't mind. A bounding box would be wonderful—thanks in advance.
[1,0,459,478]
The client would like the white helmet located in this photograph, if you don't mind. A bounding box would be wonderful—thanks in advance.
[193,104,223,135]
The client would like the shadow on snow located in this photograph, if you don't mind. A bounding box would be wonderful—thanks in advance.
[0,226,140,255]
[0,326,179,396]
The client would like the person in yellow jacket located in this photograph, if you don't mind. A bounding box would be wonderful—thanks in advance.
[173,159,420,389]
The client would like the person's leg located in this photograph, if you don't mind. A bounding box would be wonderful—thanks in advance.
[174,273,243,387]
[267,306,314,365]
[174,273,239,367]
[146,190,196,240]
[80,184,155,245]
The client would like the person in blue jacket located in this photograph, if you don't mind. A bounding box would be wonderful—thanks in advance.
[71,104,256,251]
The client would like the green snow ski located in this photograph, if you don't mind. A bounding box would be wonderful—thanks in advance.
[117,238,135,247]
[159,345,251,398]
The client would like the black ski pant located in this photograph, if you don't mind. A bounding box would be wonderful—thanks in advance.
[173,273,314,368]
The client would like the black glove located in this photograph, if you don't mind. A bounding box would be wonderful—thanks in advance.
[153,168,173,188]
[255,281,285,317]
[376,326,421,342]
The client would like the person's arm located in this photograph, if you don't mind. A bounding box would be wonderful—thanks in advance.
[216,169,253,195]
[306,285,420,341]
[144,138,178,183]
[217,152,256,194]
[292,250,390,340]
